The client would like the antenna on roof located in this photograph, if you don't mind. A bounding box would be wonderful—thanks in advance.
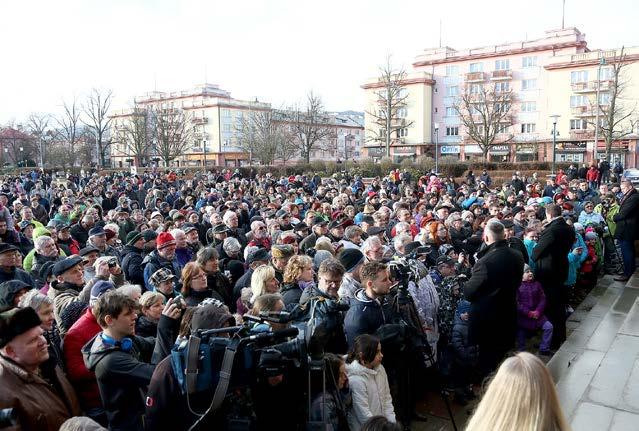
[562,0,566,29]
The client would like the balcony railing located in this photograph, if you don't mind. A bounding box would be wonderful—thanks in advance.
[571,80,613,93]
[192,117,208,125]
[571,105,608,117]
[491,70,512,80]
[569,129,595,139]
[465,72,486,82]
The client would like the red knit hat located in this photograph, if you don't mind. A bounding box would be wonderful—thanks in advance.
[157,232,176,249]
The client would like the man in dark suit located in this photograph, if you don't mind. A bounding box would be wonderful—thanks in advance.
[613,179,639,282]
[464,220,525,375]
[532,204,575,349]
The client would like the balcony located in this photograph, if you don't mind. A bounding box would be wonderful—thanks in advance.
[491,70,512,80]
[571,80,613,93]
[570,129,594,139]
[465,72,486,82]
[192,117,208,125]
[193,132,208,140]
[571,105,608,117]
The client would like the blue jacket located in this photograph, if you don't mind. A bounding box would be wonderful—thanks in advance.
[344,289,391,348]
[564,233,588,286]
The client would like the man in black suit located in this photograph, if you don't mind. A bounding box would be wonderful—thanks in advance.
[464,220,525,375]
[532,204,575,349]
[613,179,639,282]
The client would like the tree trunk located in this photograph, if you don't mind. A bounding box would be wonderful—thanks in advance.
[482,147,489,162]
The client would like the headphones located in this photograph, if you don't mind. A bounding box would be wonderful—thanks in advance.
[101,333,133,353]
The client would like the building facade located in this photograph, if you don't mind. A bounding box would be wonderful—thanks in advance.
[362,28,639,167]
[109,84,364,168]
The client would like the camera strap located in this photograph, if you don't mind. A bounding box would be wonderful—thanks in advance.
[210,337,242,411]
[185,335,201,394]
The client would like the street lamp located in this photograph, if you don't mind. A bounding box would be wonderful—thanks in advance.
[434,122,439,174]
[593,56,607,162]
[19,146,24,168]
[549,115,560,174]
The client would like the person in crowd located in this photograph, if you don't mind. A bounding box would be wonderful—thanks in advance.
[338,248,365,301]
[270,244,294,284]
[238,264,280,314]
[180,261,216,306]
[517,264,553,355]
[142,232,181,292]
[120,231,146,287]
[310,352,352,429]
[464,220,525,375]
[345,334,396,431]
[280,254,314,306]
[532,204,576,349]
[612,179,639,282]
[0,307,81,430]
[47,255,86,334]
[82,290,181,431]
[450,299,478,405]
[196,246,233,309]
[233,247,270,302]
[0,243,32,285]
[465,352,571,431]
[136,291,166,337]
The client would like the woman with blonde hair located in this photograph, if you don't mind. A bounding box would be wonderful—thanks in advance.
[280,255,314,306]
[236,265,279,315]
[465,351,571,431]
[136,291,165,337]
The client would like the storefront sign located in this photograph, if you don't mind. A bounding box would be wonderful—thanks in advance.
[557,142,587,152]
[367,147,385,157]
[490,145,510,155]
[393,146,415,154]
[464,144,483,154]
[440,145,461,154]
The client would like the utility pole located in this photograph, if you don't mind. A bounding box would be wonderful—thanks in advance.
[593,56,606,162]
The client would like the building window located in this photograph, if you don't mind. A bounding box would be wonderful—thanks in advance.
[599,67,613,80]
[398,88,408,98]
[521,79,537,91]
[446,107,456,116]
[599,93,611,105]
[570,70,589,83]
[446,86,459,97]
[222,109,231,118]
[495,59,510,70]
[522,56,537,68]
[470,84,482,94]
[570,95,588,107]
[398,128,408,137]
[521,123,536,133]
[223,124,231,132]
[396,107,407,118]
[495,103,510,113]
[494,82,510,93]
[469,63,483,73]
[446,126,459,136]
[446,65,459,76]
[497,124,509,134]
[521,101,537,112]
[570,119,587,130]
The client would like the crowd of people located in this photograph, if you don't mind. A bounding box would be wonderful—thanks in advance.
[0,162,637,431]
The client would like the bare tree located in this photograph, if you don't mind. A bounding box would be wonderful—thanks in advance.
[151,106,194,167]
[586,48,638,162]
[83,88,114,167]
[453,82,516,161]
[113,105,154,166]
[55,97,82,166]
[288,91,335,163]
[235,110,293,165]
[365,57,414,157]
[26,113,51,168]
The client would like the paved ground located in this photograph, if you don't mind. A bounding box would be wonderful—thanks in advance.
[549,272,639,431]
[409,272,639,430]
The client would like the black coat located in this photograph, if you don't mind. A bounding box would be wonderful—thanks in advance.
[121,245,145,287]
[613,188,639,241]
[464,240,524,365]
[532,217,575,286]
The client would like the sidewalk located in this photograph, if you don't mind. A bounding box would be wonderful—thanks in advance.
[549,272,639,431]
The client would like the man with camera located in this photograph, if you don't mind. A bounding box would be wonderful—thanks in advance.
[82,290,181,431]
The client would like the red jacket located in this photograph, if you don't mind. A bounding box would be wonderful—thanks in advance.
[63,308,103,411]
[586,167,600,182]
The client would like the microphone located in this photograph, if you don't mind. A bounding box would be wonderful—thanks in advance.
[247,327,299,342]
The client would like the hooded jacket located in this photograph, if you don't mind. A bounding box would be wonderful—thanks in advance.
[345,360,395,431]
[344,289,390,348]
[82,332,158,431]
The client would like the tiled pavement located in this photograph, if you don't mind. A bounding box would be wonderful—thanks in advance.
[549,272,639,431]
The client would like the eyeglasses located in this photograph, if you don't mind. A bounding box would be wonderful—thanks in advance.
[321,278,342,286]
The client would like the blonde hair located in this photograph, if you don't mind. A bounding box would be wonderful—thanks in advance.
[283,255,313,284]
[139,291,165,311]
[250,265,277,303]
[465,352,571,431]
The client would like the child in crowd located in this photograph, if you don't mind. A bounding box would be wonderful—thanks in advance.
[517,265,554,355]
[579,231,599,290]
[345,334,396,431]
[450,299,479,405]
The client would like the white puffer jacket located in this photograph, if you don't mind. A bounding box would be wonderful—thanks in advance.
[345,360,396,430]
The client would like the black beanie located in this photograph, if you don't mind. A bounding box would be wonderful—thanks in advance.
[0,307,42,348]
[338,248,364,273]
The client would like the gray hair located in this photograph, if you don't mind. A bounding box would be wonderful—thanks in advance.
[393,233,412,250]
[344,225,363,240]
[196,246,219,265]
[18,289,52,311]
[223,237,241,255]
[34,235,54,253]
[362,236,383,254]
[484,219,505,242]
[116,284,142,299]
[170,228,185,239]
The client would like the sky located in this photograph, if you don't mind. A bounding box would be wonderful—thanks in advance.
[1,0,638,124]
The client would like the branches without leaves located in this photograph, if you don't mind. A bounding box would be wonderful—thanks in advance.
[287,91,335,163]
[453,83,516,161]
[83,88,113,167]
[113,104,154,166]
[235,110,294,166]
[151,107,194,167]
[55,97,82,167]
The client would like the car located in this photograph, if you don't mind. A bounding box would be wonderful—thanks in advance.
[622,168,639,187]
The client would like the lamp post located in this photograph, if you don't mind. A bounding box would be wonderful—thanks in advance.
[593,56,607,163]
[434,122,439,174]
[550,115,560,174]
[19,146,24,168]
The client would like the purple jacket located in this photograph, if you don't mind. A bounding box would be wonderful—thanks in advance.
[516,280,548,330]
